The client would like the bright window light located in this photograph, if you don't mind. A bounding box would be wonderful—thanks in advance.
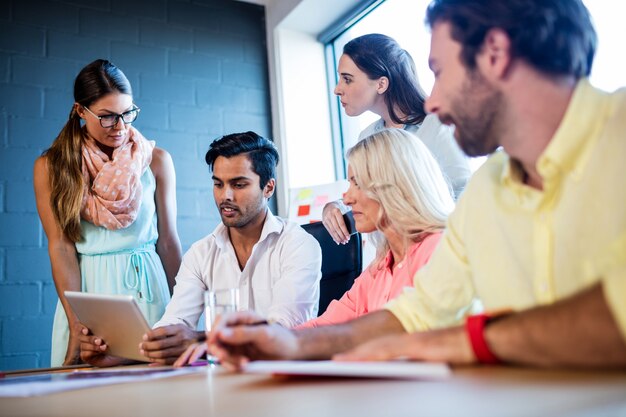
[326,0,625,177]
[330,0,434,158]
[584,0,626,92]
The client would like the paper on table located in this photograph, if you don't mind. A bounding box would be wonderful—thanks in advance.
[244,360,451,380]
[0,366,203,397]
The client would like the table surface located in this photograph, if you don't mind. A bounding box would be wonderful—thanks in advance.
[1,364,625,417]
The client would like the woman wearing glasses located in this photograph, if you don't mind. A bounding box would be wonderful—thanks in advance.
[34,59,182,366]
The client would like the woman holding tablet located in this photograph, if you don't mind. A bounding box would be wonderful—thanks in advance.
[34,59,182,366]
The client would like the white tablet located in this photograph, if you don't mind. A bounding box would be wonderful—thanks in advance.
[64,291,150,362]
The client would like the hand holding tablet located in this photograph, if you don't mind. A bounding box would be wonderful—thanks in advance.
[65,291,151,363]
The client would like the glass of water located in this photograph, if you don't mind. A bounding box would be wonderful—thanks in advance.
[204,288,240,332]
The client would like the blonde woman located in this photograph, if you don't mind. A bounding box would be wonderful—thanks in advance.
[173,127,453,366]
[298,128,454,328]
[34,59,182,366]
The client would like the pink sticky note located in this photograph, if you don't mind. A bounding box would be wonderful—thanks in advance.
[314,195,329,207]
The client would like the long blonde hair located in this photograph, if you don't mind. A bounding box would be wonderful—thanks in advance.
[346,128,455,266]
[43,59,132,242]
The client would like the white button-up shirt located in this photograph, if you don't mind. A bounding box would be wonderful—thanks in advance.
[155,211,322,329]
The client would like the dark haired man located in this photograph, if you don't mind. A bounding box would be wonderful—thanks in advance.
[207,0,626,370]
[79,132,321,366]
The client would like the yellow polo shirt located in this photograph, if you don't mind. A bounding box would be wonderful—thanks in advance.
[387,79,626,340]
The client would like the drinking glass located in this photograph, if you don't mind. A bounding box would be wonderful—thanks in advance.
[204,288,240,332]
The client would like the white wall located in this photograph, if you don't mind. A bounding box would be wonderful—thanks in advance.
[276,28,335,189]
[263,0,361,216]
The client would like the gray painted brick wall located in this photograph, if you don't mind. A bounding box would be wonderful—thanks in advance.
[0,0,272,371]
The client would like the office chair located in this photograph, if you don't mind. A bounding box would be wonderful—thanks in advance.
[302,212,362,316]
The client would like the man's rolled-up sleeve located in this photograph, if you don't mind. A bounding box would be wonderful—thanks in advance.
[153,244,206,329]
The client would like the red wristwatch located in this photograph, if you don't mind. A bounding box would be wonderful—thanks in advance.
[465,313,502,365]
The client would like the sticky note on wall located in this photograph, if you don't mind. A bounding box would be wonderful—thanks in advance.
[297,205,311,216]
[297,189,313,201]
[313,195,329,207]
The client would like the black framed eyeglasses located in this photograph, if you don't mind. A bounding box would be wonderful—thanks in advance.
[83,105,140,128]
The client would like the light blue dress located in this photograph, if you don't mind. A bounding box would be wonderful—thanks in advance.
[51,169,171,366]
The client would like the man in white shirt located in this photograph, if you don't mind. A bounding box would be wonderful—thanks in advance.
[79,131,322,366]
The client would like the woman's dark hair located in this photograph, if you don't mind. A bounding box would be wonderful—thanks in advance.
[205,131,280,189]
[44,59,132,242]
[426,0,597,78]
[74,59,132,107]
[343,33,427,126]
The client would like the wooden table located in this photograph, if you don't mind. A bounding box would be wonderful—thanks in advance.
[1,365,625,417]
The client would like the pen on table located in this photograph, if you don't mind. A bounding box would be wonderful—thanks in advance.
[189,359,210,367]
[197,320,269,342]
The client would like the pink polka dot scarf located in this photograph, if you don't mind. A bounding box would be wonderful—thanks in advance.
[80,127,155,230]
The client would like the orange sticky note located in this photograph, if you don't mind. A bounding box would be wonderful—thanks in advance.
[297,205,311,216]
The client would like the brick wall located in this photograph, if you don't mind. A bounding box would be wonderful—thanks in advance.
[0,0,272,370]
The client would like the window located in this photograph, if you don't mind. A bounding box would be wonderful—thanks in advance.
[323,0,626,179]
[583,0,626,92]
[324,0,435,178]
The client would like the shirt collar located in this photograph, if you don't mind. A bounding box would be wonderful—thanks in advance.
[501,78,608,187]
[537,79,609,179]
[212,210,284,249]
[500,152,524,188]
[375,239,425,276]
[381,250,394,270]
[258,210,284,241]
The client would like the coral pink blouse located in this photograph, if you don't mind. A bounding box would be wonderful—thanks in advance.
[297,232,442,329]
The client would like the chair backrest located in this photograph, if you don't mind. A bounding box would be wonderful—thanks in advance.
[302,213,362,316]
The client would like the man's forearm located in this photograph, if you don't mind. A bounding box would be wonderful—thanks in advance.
[486,283,626,368]
[294,310,406,359]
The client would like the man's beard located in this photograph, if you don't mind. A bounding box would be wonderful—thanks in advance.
[450,71,504,157]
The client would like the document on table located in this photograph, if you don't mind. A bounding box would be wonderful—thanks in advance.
[244,360,451,380]
[0,366,203,397]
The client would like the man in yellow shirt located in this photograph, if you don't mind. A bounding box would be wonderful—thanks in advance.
[205,0,626,369]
